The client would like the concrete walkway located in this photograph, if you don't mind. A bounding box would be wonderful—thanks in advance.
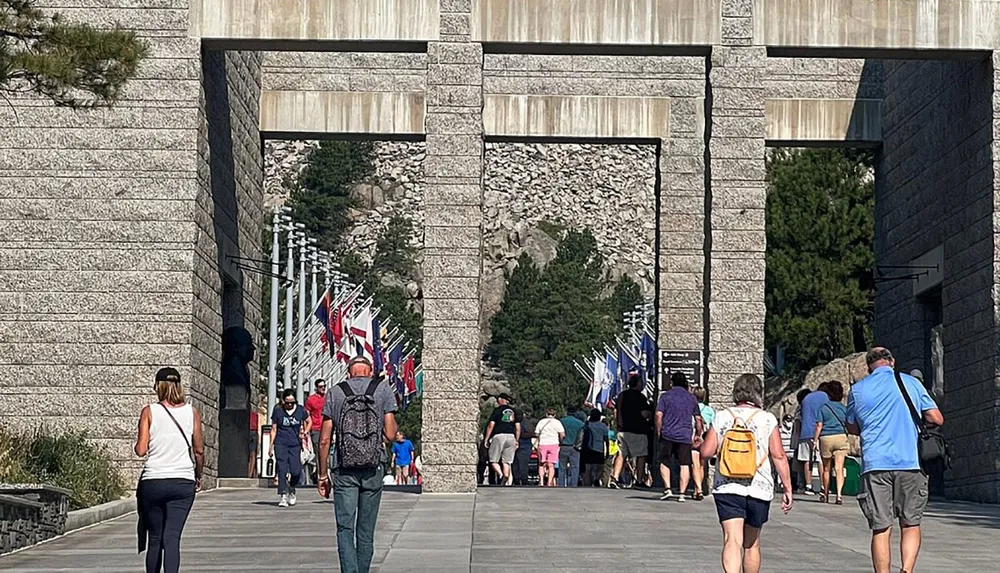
[2,487,998,571]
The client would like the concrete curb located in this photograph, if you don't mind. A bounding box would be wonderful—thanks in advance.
[65,498,136,532]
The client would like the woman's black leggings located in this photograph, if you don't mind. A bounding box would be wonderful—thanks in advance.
[142,478,195,573]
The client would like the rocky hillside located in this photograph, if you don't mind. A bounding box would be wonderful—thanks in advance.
[263,140,656,326]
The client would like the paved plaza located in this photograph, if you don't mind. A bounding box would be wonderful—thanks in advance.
[2,487,998,572]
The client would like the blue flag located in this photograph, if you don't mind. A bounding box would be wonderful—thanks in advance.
[372,317,383,375]
[389,343,405,398]
[605,351,619,405]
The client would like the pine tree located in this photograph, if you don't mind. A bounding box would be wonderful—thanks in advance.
[1,0,147,107]
[766,148,874,371]
[287,141,374,252]
[486,229,631,416]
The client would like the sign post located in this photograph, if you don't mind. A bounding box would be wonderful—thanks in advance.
[659,349,704,389]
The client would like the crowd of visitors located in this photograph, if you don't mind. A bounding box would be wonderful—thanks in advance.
[131,345,945,573]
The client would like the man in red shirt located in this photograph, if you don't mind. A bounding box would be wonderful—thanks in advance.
[304,379,327,484]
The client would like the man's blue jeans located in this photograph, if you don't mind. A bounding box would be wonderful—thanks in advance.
[333,465,384,573]
[558,446,580,487]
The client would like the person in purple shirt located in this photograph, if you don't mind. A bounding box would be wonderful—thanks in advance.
[655,372,704,502]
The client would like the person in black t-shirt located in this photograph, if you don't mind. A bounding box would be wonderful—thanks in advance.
[610,374,651,488]
[483,393,522,486]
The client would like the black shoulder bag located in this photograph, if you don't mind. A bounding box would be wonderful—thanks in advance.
[893,371,950,470]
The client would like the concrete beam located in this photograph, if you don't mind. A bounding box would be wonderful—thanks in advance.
[755,0,1000,52]
[472,0,721,45]
[260,91,425,136]
[483,94,670,139]
[190,0,439,43]
[765,98,882,143]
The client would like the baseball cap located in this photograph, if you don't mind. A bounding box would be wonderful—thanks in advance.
[155,367,181,383]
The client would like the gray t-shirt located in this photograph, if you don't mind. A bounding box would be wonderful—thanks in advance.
[322,376,398,467]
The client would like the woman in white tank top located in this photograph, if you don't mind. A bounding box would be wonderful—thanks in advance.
[134,367,204,573]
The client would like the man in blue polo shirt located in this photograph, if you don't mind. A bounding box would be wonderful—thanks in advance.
[846,347,944,573]
[797,383,830,494]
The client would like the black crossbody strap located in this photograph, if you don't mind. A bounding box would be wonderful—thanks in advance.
[159,404,195,466]
[823,403,847,429]
[893,371,926,435]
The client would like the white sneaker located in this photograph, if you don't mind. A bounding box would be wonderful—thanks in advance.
[278,494,289,508]
[677,494,686,503]
[660,489,673,500]
[288,490,297,506]
[803,487,816,496]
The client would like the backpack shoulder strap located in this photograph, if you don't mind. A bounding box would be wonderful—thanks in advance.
[363,377,380,397]
[338,380,355,398]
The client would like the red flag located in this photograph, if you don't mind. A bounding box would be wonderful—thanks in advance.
[403,356,417,395]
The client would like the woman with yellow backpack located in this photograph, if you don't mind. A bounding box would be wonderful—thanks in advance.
[699,374,794,573]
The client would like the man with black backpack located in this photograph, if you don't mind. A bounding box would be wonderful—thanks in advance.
[846,347,945,573]
[317,356,398,573]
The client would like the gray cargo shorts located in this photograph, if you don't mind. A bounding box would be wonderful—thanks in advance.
[618,432,648,459]
[488,433,517,464]
[857,470,929,531]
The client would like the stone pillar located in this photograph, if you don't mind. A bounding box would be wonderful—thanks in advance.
[707,1,767,404]
[658,98,707,371]
[419,0,484,493]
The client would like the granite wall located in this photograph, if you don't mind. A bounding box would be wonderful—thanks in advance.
[875,56,1000,503]
[0,5,262,487]
[196,50,265,485]
[0,1,205,483]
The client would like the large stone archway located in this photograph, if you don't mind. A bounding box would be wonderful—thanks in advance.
[2,0,999,501]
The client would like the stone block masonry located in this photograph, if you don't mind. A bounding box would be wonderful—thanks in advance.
[419,2,484,491]
[0,485,70,555]
[875,56,1000,503]
[706,1,767,406]
[0,4,206,486]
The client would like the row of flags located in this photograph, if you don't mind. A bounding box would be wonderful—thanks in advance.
[578,325,657,410]
[282,279,422,410]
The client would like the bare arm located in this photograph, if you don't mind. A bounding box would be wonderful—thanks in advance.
[699,427,718,458]
[515,422,521,442]
[813,421,823,442]
[134,406,151,457]
[693,415,705,446]
[923,408,944,427]
[317,418,333,480]
[484,421,496,444]
[302,411,312,435]
[383,412,398,443]
[654,411,663,437]
[192,407,205,481]
[769,427,792,494]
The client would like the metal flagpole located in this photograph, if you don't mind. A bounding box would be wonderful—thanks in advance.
[267,209,284,415]
[283,224,300,396]
[296,233,313,404]
[308,245,320,393]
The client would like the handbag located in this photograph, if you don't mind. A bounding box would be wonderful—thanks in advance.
[300,435,316,465]
[160,405,196,467]
[893,371,951,470]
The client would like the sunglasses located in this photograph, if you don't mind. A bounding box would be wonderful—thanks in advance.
[283,400,296,406]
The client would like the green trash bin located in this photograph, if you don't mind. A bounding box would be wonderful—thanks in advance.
[840,456,861,496]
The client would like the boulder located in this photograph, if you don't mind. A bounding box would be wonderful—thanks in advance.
[522,227,558,269]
